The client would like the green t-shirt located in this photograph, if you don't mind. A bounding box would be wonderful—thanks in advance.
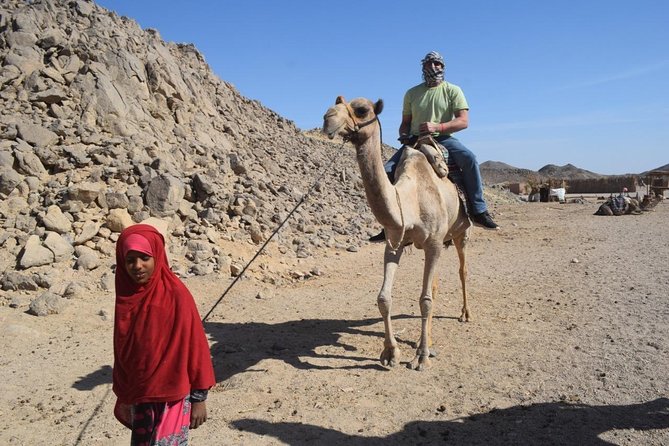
[402,81,469,136]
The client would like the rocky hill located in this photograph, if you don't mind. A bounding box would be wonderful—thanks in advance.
[537,163,602,180]
[0,0,389,305]
[481,161,608,185]
[479,161,538,184]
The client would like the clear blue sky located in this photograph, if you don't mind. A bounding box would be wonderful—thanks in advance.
[96,0,668,175]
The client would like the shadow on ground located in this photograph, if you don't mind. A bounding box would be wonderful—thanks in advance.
[71,313,452,389]
[206,313,443,382]
[231,398,669,445]
[72,364,113,390]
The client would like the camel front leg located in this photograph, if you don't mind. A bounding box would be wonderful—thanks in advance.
[378,243,404,367]
[409,244,440,371]
[454,234,470,322]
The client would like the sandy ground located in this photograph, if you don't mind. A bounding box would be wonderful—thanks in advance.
[1,199,668,445]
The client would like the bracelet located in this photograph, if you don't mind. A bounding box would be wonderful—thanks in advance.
[190,389,208,403]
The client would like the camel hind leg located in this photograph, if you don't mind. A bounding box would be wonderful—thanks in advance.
[454,233,470,322]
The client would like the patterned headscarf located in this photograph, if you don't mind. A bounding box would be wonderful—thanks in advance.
[421,51,445,87]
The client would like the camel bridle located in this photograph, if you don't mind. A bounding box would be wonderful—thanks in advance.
[338,97,379,142]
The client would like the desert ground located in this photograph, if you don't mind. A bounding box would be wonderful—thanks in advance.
[1,198,668,445]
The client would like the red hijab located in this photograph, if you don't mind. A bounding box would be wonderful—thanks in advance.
[112,224,215,407]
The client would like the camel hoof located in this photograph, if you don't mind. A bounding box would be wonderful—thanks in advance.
[380,347,400,367]
[408,354,431,371]
[459,310,471,322]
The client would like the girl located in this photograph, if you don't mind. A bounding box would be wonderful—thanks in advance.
[113,224,215,445]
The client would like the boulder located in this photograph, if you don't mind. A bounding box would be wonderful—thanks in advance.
[28,292,67,316]
[145,174,185,217]
[19,235,55,269]
[43,231,75,262]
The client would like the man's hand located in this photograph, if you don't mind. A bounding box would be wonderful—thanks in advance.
[398,133,412,144]
[419,122,441,134]
[190,401,207,429]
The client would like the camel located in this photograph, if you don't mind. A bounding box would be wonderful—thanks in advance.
[322,96,472,371]
[594,194,663,216]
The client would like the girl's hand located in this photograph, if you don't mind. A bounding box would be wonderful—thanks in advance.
[190,401,207,429]
[114,401,132,429]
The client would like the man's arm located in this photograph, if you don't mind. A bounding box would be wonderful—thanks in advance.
[399,114,412,137]
[419,109,469,135]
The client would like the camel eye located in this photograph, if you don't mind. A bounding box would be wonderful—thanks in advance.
[354,107,368,118]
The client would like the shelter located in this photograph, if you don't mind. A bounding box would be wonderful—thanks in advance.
[646,170,669,197]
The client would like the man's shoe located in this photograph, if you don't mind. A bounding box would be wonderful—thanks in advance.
[368,230,385,242]
[471,211,499,230]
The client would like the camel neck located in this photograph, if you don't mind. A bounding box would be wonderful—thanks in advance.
[354,132,402,228]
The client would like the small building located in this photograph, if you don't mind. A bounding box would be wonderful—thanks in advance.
[564,176,638,194]
[506,182,527,195]
[646,170,669,197]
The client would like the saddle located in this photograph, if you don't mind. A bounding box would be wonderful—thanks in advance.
[410,135,449,178]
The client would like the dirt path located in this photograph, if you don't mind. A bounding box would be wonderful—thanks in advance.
[1,201,668,445]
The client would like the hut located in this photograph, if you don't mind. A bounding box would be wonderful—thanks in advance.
[646,170,669,197]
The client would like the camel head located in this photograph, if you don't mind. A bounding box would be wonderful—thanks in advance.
[322,96,383,143]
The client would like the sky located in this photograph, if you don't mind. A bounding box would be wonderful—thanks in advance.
[96,0,669,175]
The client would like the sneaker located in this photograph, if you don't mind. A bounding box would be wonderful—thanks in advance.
[471,211,499,230]
[368,230,385,242]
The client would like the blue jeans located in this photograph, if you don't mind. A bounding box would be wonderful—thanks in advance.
[384,135,487,215]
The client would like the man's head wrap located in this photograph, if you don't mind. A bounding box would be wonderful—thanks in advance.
[421,51,445,87]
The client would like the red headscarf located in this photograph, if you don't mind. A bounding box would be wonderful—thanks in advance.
[112,224,215,409]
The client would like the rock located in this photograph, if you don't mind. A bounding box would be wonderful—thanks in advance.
[43,231,74,262]
[186,240,213,263]
[63,282,86,299]
[28,291,67,316]
[68,182,104,204]
[100,272,115,291]
[255,288,274,299]
[190,262,214,276]
[41,205,73,234]
[230,262,244,277]
[145,174,185,218]
[0,167,24,195]
[19,235,55,269]
[74,245,100,271]
[1,271,39,291]
[13,149,48,178]
[100,191,130,209]
[16,123,59,147]
[105,209,133,233]
[74,220,101,245]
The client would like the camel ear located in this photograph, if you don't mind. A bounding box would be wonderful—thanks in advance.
[336,96,345,105]
[374,99,384,115]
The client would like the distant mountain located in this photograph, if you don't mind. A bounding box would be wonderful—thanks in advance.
[480,161,615,185]
[537,163,603,180]
[479,160,538,184]
[644,163,669,174]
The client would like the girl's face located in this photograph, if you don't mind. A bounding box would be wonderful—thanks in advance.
[124,250,155,285]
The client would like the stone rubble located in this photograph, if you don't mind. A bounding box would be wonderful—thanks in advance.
[0,0,381,314]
